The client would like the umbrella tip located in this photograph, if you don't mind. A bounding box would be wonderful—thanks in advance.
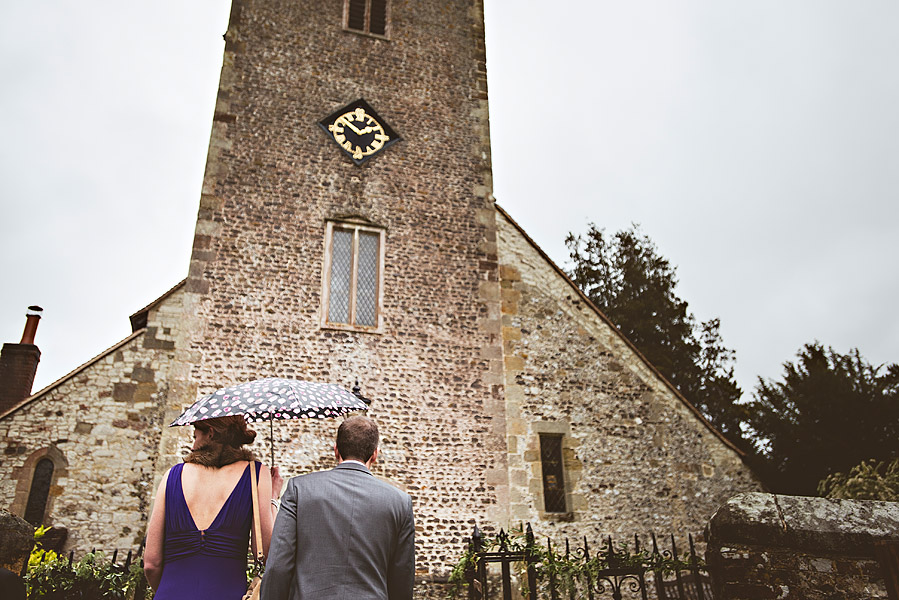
[352,380,372,406]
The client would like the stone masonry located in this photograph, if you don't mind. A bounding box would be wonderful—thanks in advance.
[0,285,184,550]
[706,493,899,599]
[496,207,759,544]
[153,0,507,582]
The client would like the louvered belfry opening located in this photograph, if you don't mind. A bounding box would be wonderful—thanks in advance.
[347,0,366,31]
[346,0,387,36]
[369,0,387,35]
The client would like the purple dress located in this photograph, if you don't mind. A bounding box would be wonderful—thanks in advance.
[154,461,260,600]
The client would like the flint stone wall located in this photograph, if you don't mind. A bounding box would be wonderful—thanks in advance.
[154,0,506,582]
[0,287,183,551]
[706,492,899,599]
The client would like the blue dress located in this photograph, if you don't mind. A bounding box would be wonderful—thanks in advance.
[154,461,260,600]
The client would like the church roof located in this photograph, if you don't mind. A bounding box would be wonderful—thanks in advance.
[0,279,186,421]
[0,329,146,420]
[494,202,746,458]
[129,279,186,332]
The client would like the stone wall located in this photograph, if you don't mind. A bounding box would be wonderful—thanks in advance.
[496,207,761,543]
[707,492,899,599]
[0,287,184,551]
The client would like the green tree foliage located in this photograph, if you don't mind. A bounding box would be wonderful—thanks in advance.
[818,458,899,501]
[745,343,899,496]
[565,224,745,444]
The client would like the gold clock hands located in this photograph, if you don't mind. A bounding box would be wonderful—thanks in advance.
[337,116,364,135]
[357,126,389,137]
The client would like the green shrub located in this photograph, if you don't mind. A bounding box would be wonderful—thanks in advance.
[25,527,151,600]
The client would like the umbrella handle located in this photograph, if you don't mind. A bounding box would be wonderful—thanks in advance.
[270,420,275,468]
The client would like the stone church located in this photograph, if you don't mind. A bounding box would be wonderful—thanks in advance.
[0,0,760,587]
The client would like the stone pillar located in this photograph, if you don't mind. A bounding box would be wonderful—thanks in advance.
[0,509,34,577]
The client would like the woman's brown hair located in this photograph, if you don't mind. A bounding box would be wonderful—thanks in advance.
[184,415,257,467]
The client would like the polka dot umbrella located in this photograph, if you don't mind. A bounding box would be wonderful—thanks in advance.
[170,378,370,464]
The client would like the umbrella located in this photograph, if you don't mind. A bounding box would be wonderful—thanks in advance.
[170,377,370,465]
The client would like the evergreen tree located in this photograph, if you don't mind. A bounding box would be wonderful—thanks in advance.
[745,343,899,495]
[818,458,899,501]
[565,224,745,443]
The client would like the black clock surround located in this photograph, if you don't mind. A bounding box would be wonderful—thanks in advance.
[318,99,400,165]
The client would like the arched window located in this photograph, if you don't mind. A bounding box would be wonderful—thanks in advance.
[24,458,54,525]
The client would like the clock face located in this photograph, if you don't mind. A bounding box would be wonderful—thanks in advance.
[319,99,399,165]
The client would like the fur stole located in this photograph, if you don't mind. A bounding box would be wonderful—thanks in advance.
[184,444,256,468]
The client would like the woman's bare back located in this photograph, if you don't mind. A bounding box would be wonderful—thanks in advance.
[181,461,250,531]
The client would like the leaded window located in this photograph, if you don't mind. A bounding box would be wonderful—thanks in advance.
[345,0,388,37]
[539,434,567,513]
[24,458,54,525]
[323,221,385,331]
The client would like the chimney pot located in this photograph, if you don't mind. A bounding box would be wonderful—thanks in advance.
[21,305,43,345]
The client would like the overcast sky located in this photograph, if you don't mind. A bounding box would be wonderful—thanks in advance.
[1,1,897,398]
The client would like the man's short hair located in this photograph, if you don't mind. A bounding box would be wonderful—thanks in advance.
[337,415,379,463]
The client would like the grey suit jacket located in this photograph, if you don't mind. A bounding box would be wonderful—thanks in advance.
[260,462,415,600]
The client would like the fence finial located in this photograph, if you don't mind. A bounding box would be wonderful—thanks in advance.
[498,528,509,551]
[471,525,483,553]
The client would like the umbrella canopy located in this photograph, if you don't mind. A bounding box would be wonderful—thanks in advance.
[170,378,369,427]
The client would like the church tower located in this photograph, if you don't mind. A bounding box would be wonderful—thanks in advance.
[161,0,508,579]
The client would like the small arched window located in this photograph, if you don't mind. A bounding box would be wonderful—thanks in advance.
[24,457,55,525]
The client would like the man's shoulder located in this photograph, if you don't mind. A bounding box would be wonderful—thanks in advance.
[369,473,412,499]
[291,466,410,500]
[288,468,334,483]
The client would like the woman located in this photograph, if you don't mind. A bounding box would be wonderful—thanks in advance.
[144,416,283,599]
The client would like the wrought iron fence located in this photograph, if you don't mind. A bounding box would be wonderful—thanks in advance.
[464,524,712,600]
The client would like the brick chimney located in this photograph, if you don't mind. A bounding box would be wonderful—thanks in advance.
[0,306,43,415]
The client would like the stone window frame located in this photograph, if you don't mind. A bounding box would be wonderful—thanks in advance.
[320,218,386,334]
[343,0,390,39]
[9,445,68,526]
[529,421,579,522]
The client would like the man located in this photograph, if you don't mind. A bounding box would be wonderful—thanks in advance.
[261,415,415,600]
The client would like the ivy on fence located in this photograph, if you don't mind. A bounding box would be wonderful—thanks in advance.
[449,524,709,600]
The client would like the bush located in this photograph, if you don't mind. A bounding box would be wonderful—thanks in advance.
[25,527,151,600]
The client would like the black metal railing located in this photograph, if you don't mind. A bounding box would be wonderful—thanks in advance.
[464,524,712,600]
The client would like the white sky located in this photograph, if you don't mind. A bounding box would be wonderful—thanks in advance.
[1,1,897,398]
